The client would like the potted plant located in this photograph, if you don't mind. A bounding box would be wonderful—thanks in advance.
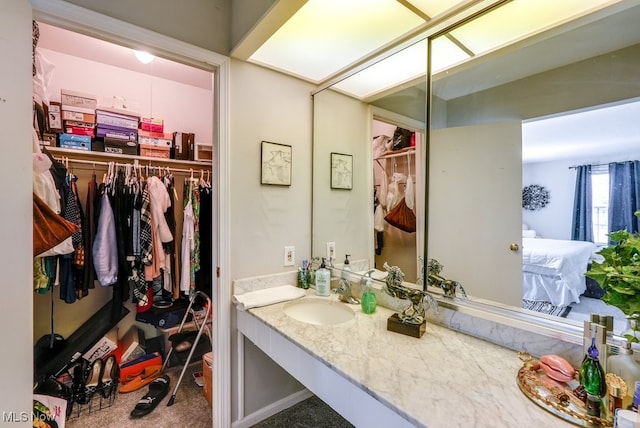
[586,210,640,342]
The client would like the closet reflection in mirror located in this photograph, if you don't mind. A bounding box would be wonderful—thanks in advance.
[311,57,425,281]
[428,2,640,334]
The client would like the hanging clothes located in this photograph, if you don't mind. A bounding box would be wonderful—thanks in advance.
[92,190,118,286]
[195,183,212,296]
[180,196,195,293]
[82,172,98,294]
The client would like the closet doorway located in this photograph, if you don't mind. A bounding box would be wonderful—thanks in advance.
[32,20,219,341]
[372,117,422,282]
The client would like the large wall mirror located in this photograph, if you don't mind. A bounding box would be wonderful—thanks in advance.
[312,0,640,336]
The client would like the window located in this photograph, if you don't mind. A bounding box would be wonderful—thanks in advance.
[591,166,609,245]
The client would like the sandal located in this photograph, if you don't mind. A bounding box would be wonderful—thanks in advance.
[130,375,170,418]
[118,365,162,393]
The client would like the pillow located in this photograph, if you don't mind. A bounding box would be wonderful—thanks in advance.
[522,229,537,238]
[522,223,529,230]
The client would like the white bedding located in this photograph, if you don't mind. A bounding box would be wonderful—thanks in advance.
[522,238,600,307]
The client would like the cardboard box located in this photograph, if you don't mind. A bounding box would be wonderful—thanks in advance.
[82,327,118,363]
[41,133,57,147]
[119,326,146,363]
[61,109,95,124]
[47,101,62,132]
[61,89,97,111]
[139,130,173,148]
[96,125,137,141]
[104,138,138,155]
[173,132,194,160]
[96,109,139,130]
[140,117,164,133]
[202,352,213,406]
[59,133,92,151]
[64,122,95,137]
[195,143,212,162]
[140,145,170,159]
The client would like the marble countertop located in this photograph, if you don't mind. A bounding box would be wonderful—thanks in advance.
[246,290,574,428]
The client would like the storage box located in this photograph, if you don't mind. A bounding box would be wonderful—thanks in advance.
[47,102,62,132]
[82,327,118,363]
[195,143,212,162]
[64,121,95,137]
[140,145,170,159]
[96,125,137,141]
[173,132,194,160]
[140,117,164,133]
[59,133,92,151]
[202,352,213,406]
[61,109,95,124]
[104,138,138,155]
[139,130,173,148]
[96,109,139,130]
[61,89,97,111]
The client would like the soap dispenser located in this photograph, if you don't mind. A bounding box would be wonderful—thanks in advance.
[608,341,640,406]
[342,254,351,281]
[360,276,377,314]
[315,258,331,296]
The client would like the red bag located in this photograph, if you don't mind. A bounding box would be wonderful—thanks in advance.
[384,197,416,233]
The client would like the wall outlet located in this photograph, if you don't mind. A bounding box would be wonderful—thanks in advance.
[326,242,336,262]
[284,246,295,266]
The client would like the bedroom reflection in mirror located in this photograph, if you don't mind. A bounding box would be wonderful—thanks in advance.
[428,1,640,334]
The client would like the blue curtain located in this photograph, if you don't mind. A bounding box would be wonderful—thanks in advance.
[571,165,593,241]
[609,161,640,234]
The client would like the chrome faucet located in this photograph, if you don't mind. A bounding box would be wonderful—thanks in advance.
[334,278,359,304]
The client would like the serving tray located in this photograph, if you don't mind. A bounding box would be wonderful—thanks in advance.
[516,352,613,427]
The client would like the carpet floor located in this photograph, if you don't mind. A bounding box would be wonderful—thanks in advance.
[65,362,211,428]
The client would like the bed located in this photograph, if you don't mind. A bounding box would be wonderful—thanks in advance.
[522,238,601,307]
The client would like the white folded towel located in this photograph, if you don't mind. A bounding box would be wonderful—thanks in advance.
[232,285,306,311]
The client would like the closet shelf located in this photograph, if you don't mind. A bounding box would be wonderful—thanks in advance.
[45,147,212,172]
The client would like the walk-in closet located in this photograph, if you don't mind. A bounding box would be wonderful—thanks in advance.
[31,18,217,426]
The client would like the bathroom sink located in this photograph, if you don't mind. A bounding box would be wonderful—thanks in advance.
[283,299,355,325]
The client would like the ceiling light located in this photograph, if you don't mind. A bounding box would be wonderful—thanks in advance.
[134,50,154,64]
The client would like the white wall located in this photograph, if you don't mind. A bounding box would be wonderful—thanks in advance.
[229,59,313,418]
[0,0,35,422]
[38,48,213,144]
[523,149,640,240]
[312,89,371,264]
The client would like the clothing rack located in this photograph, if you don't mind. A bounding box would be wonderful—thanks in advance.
[374,148,415,170]
[52,155,211,176]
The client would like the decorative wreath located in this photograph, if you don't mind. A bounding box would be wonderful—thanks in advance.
[522,184,550,211]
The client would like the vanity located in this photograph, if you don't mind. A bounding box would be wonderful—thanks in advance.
[235,287,573,427]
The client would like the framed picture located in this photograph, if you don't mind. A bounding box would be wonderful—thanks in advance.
[330,152,353,190]
[261,141,292,186]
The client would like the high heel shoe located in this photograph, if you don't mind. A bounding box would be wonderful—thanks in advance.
[72,359,88,405]
[83,358,103,403]
[100,355,119,398]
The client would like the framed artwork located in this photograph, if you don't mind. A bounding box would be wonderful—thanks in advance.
[330,152,353,190]
[261,141,292,186]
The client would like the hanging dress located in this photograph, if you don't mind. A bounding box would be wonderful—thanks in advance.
[180,196,195,293]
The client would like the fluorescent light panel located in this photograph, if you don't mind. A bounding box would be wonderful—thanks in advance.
[249,0,425,82]
[249,0,616,99]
